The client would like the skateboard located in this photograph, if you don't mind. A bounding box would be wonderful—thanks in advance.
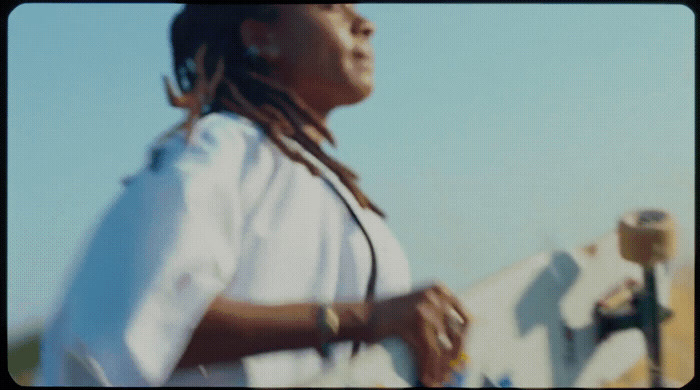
[299,210,676,387]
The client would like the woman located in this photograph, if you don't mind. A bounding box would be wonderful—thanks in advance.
[38,4,468,387]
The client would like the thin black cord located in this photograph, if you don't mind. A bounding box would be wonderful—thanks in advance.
[320,177,377,356]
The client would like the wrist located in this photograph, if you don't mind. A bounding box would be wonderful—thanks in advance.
[329,302,377,344]
[365,300,393,342]
[365,300,383,343]
[316,304,340,357]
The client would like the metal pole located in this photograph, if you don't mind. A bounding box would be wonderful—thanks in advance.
[643,267,663,388]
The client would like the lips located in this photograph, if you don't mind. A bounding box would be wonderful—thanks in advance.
[352,50,374,71]
[355,59,374,72]
[352,45,373,60]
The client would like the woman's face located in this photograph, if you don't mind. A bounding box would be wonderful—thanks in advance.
[268,4,376,118]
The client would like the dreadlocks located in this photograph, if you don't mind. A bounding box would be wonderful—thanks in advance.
[164,4,384,217]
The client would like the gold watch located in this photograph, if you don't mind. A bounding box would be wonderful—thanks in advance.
[316,304,340,357]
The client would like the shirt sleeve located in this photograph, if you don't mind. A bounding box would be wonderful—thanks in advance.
[122,115,248,385]
[52,114,250,386]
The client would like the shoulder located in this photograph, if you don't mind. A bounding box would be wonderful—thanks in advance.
[191,111,264,147]
[185,111,266,165]
[150,112,269,182]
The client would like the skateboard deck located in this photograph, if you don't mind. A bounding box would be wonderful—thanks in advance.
[299,228,673,387]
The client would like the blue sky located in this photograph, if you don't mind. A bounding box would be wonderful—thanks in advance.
[7,4,694,338]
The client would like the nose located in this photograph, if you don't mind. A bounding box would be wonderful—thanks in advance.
[352,13,375,39]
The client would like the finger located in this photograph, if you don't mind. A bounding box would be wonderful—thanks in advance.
[445,306,468,348]
[418,321,442,387]
[431,283,470,329]
[449,350,470,372]
[437,337,456,386]
[450,318,468,362]
[443,328,463,364]
[417,297,460,386]
[431,282,452,298]
[431,319,458,381]
[441,294,468,325]
[418,303,452,385]
[445,301,470,336]
[446,306,466,332]
[450,302,470,329]
[419,303,454,354]
[426,291,465,348]
[438,342,457,383]
[424,286,464,336]
[436,331,453,351]
[424,288,442,308]
[437,305,466,365]
[425,291,464,363]
[430,292,466,354]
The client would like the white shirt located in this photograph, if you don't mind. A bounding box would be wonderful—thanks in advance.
[38,112,411,386]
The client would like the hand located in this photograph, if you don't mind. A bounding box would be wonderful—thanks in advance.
[370,283,470,387]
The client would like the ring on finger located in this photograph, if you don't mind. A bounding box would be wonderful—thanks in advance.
[447,307,465,332]
[437,332,453,351]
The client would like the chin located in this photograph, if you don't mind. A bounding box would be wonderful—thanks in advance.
[343,82,374,105]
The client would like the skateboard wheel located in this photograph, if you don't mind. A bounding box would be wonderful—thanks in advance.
[618,209,677,268]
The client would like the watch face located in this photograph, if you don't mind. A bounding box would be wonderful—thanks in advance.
[324,306,341,334]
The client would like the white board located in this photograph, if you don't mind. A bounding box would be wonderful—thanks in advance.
[299,231,672,387]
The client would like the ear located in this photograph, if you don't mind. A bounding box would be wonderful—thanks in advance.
[240,18,280,61]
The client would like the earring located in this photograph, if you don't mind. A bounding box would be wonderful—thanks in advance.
[246,46,260,58]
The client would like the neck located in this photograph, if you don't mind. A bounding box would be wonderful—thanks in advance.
[234,71,335,147]
[302,97,334,128]
[310,106,331,127]
[287,90,335,147]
